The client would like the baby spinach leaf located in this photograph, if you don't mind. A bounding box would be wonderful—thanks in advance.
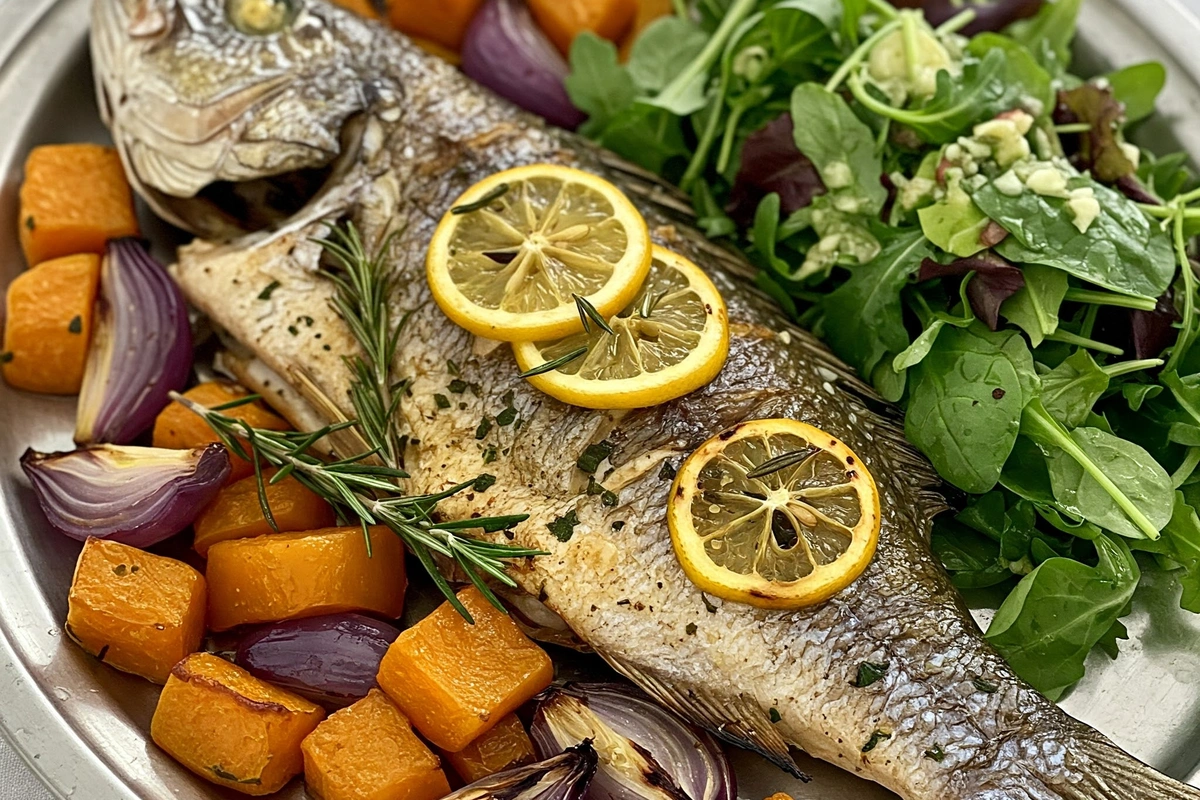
[627,18,709,94]
[1000,264,1067,347]
[1009,0,1083,74]
[931,516,1012,589]
[822,229,933,378]
[598,103,689,173]
[1160,493,1200,612]
[1023,400,1173,539]
[790,83,887,216]
[973,174,1175,300]
[965,33,1054,115]
[1001,435,1056,504]
[566,33,638,136]
[1040,349,1109,428]
[892,308,974,372]
[905,325,1039,493]
[1122,383,1163,412]
[1105,61,1166,124]
[917,181,990,258]
[986,533,1138,698]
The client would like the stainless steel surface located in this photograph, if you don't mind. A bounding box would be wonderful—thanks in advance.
[2,1,1200,798]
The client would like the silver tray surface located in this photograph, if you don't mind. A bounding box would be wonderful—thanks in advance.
[2,1,1200,797]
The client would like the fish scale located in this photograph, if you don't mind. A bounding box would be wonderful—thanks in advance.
[91,1,1200,798]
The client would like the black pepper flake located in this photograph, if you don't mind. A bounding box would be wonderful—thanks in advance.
[659,460,677,481]
[862,730,891,753]
[473,474,497,492]
[112,564,128,576]
[449,379,469,394]
[257,280,281,300]
[992,388,1006,400]
[851,661,890,688]
[616,599,631,606]
[459,402,468,410]
[67,315,82,334]
[701,593,718,613]
[301,315,314,326]
[476,417,493,439]
[577,440,615,474]
[924,745,945,762]
[685,622,697,635]
[972,677,998,694]
[769,707,782,723]
[482,446,498,464]
[287,325,299,336]
[323,344,332,351]
[612,521,625,531]
[547,510,580,542]
[0,351,12,364]
[497,406,518,426]
[434,394,451,409]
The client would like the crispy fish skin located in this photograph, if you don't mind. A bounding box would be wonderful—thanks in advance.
[91,1,1200,798]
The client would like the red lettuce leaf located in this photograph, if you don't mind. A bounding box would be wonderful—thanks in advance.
[919,253,1026,330]
[890,0,1044,35]
[727,114,826,226]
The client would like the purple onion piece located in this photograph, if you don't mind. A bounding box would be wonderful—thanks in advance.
[461,0,586,130]
[234,613,401,708]
[531,684,735,800]
[75,238,193,445]
[20,443,230,546]
[446,743,598,800]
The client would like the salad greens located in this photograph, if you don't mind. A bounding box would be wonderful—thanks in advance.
[567,0,1200,696]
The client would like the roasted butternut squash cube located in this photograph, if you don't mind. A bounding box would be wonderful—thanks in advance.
[387,0,482,50]
[443,713,536,783]
[153,381,291,483]
[193,468,336,557]
[206,526,406,631]
[18,144,139,266]
[65,538,206,684]
[302,689,451,800]
[151,652,325,795]
[2,253,100,394]
[528,0,637,56]
[330,0,380,18]
[376,587,553,751]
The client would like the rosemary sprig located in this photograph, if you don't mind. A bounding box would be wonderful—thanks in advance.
[519,346,588,378]
[746,447,820,480]
[573,293,615,335]
[452,183,510,215]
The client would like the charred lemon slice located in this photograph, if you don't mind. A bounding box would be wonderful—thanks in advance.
[512,246,729,409]
[427,164,652,341]
[668,419,881,609]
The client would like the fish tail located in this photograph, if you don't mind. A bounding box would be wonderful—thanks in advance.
[1056,735,1200,800]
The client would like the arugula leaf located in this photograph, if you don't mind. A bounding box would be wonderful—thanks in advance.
[1105,61,1166,125]
[986,534,1137,698]
[905,324,1039,493]
[566,33,638,136]
[972,174,1175,300]
[627,18,709,93]
[1000,264,1067,347]
[822,229,933,378]
[790,83,887,216]
[1040,349,1109,429]
[917,177,990,258]
[1008,0,1083,74]
[964,33,1054,115]
[1159,493,1200,612]
[1023,400,1173,540]
[597,103,690,173]
[1122,383,1163,412]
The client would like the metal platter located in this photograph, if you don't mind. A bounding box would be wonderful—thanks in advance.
[2,0,1200,797]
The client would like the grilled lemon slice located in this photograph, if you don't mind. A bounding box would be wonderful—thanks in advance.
[668,419,881,609]
[427,164,652,341]
[512,246,729,409]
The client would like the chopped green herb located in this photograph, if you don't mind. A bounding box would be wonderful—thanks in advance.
[447,359,460,376]
[0,351,12,364]
[482,446,499,464]
[701,593,718,613]
[851,661,890,688]
[257,280,281,301]
[547,509,581,542]
[658,460,677,481]
[449,379,469,394]
[577,440,615,474]
[601,489,618,507]
[768,707,782,723]
[209,766,261,785]
[497,406,518,426]
[451,182,510,215]
[925,745,945,762]
[24,215,34,231]
[473,474,497,492]
[301,315,314,326]
[519,346,587,378]
[476,417,493,440]
[67,315,82,334]
[287,325,299,336]
[862,730,891,753]
[685,622,697,635]
[434,394,451,409]
[972,677,999,694]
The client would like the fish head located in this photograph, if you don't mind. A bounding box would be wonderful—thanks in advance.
[91,0,396,237]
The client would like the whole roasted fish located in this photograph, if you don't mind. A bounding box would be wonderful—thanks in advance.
[90,1,1200,798]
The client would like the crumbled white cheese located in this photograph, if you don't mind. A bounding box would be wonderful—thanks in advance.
[1067,186,1100,234]
[993,170,1024,197]
[867,25,957,102]
[1119,141,1142,170]
[894,174,937,211]
[823,161,853,190]
[1026,167,1069,198]
[971,115,1032,168]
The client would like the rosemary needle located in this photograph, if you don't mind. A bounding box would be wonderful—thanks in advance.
[746,446,820,480]
[452,182,510,215]
[573,294,615,336]
[519,346,588,378]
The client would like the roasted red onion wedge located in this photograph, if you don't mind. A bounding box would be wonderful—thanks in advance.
[234,613,401,707]
[462,0,586,130]
[531,684,735,800]
[446,742,598,800]
[20,443,230,546]
[75,238,193,445]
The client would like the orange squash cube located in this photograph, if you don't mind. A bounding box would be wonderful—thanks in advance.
[65,538,206,684]
[153,381,290,483]
[330,0,380,18]
[376,587,553,751]
[151,652,325,795]
[18,144,139,266]
[206,526,406,631]
[387,0,483,50]
[443,713,536,783]
[528,0,638,57]
[619,0,674,59]
[302,689,452,800]
[193,468,336,557]
[2,253,101,394]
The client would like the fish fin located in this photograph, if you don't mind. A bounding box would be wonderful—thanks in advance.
[1051,733,1200,800]
[600,654,810,781]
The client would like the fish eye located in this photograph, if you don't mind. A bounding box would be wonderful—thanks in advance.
[226,0,299,36]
